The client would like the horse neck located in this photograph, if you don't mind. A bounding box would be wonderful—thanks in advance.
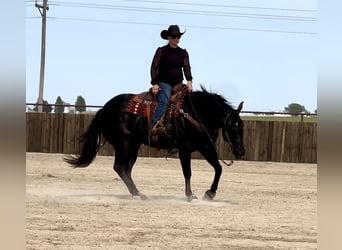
[189,96,227,130]
[188,91,233,129]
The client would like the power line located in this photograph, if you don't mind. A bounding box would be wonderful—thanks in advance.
[35,16,315,35]
[27,0,318,14]
[26,1,316,35]
[42,0,317,13]
[28,1,316,22]
[120,0,317,13]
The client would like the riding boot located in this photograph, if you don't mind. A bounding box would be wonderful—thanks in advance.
[151,115,166,141]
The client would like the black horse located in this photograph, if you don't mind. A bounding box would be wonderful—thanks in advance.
[64,86,245,201]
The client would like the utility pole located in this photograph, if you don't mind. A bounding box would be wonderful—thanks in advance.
[36,0,49,112]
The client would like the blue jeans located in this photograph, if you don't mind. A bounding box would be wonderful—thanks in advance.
[152,82,172,125]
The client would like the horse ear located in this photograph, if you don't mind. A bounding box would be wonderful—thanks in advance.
[237,101,244,112]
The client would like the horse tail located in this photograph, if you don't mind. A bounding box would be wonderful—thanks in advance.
[64,110,104,168]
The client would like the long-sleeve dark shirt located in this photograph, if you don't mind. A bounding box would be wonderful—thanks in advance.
[150,44,193,86]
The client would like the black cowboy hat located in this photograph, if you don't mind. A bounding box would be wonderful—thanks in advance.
[160,25,185,40]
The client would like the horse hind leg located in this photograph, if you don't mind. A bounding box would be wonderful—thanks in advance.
[178,148,198,202]
[113,141,148,200]
[113,158,140,197]
[125,150,149,200]
[112,140,139,195]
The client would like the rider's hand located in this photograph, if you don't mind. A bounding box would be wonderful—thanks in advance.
[152,84,160,94]
[187,81,193,92]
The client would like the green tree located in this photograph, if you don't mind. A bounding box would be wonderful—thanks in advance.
[75,95,86,113]
[284,103,308,115]
[33,100,53,113]
[54,96,65,114]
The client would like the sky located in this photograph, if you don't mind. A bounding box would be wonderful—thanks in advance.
[25,0,317,113]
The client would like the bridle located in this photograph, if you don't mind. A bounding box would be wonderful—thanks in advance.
[223,110,233,145]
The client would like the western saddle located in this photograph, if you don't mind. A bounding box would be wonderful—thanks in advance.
[125,83,188,142]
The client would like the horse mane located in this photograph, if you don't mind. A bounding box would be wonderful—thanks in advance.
[192,85,233,111]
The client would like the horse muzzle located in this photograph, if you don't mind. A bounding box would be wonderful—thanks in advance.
[233,146,245,160]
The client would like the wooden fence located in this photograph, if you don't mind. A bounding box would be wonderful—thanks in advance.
[26,113,317,163]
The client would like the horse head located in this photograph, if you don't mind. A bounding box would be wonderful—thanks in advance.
[222,101,245,159]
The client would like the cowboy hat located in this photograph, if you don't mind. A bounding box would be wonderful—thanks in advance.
[160,25,185,40]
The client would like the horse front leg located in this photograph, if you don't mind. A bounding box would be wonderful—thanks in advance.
[178,149,198,202]
[199,147,222,200]
[203,165,222,200]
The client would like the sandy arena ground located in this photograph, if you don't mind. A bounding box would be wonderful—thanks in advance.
[26,152,317,250]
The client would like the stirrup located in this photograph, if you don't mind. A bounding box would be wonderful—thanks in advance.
[166,148,178,156]
[152,120,163,132]
[152,120,168,142]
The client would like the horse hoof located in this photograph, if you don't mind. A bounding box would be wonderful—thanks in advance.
[131,195,140,200]
[203,190,216,200]
[138,192,150,200]
[131,192,149,201]
[140,194,149,200]
[187,194,198,202]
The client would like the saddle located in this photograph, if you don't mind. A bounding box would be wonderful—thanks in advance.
[125,83,188,123]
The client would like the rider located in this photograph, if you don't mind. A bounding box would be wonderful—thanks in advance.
[150,25,193,128]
